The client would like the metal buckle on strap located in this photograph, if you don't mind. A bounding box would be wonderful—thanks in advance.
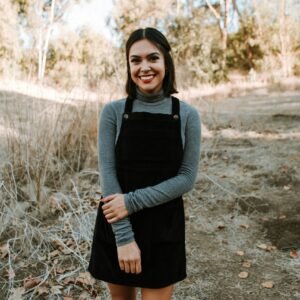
[123,113,129,119]
[173,114,179,120]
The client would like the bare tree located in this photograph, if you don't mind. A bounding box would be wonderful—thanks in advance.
[278,0,293,77]
[204,0,232,71]
[15,0,82,81]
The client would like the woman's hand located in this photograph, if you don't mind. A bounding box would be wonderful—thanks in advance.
[117,241,142,274]
[101,193,129,223]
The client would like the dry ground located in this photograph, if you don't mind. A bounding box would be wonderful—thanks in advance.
[0,86,299,299]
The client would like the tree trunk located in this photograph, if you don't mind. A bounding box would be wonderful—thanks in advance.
[205,0,231,72]
[279,0,292,77]
[39,0,56,81]
[38,29,43,80]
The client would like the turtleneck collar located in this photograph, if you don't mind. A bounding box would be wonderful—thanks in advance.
[136,88,165,103]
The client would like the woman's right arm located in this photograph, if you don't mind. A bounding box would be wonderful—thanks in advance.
[98,103,135,246]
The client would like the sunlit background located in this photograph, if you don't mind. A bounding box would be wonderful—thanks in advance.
[1,0,299,91]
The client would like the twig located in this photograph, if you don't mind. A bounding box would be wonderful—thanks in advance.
[202,173,239,196]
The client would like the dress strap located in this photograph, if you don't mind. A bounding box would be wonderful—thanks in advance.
[171,96,180,117]
[124,97,134,114]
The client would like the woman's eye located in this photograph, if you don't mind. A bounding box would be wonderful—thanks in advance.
[130,59,140,64]
[150,56,159,61]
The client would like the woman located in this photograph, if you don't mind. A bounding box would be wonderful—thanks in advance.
[88,27,201,300]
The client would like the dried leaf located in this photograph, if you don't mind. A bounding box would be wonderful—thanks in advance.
[266,245,277,252]
[217,224,226,230]
[257,244,268,250]
[238,271,249,279]
[236,251,245,256]
[290,250,299,258]
[242,260,252,268]
[260,217,269,222]
[8,287,25,300]
[64,277,75,285]
[75,272,95,286]
[79,291,91,299]
[56,268,66,274]
[63,297,73,300]
[37,286,48,296]
[278,214,287,219]
[51,285,63,295]
[257,244,276,252]
[62,248,72,255]
[23,276,42,289]
[80,242,89,251]
[261,281,274,288]
[5,268,15,280]
[52,239,65,250]
[240,224,249,229]
[49,250,60,258]
[0,243,9,259]
[66,239,74,247]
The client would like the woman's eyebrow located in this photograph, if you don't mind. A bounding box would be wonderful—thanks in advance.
[130,52,161,58]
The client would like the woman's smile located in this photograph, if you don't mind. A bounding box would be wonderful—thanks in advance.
[139,74,156,83]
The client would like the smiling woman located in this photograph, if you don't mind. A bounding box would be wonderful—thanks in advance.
[88,27,201,300]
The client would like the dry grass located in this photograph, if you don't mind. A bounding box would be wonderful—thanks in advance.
[0,89,102,299]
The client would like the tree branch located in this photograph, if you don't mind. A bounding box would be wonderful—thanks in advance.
[204,0,221,20]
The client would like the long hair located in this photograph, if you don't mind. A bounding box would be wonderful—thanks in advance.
[125,28,178,99]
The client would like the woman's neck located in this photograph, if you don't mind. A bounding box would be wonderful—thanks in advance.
[136,88,165,103]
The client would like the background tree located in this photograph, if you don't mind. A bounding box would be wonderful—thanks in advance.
[13,0,82,81]
[1,0,299,88]
[0,1,21,77]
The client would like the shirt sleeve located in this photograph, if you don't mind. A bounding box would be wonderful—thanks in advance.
[98,103,135,246]
[124,106,201,214]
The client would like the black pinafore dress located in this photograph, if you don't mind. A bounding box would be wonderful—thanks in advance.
[88,96,186,288]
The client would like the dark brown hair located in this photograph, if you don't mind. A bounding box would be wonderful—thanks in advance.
[125,27,178,98]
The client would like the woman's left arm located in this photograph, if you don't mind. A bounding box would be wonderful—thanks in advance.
[123,106,201,214]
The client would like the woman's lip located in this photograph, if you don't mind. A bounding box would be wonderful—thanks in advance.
[139,74,155,83]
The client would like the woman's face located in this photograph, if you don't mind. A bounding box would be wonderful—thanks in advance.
[128,39,166,95]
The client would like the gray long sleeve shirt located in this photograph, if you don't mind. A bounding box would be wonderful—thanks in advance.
[98,95,201,246]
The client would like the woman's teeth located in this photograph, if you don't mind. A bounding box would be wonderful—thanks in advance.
[140,75,155,80]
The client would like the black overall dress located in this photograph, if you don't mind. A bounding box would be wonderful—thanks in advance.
[88,96,186,288]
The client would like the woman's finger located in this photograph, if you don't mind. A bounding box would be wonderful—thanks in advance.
[119,260,125,271]
[101,194,116,203]
[136,259,142,274]
[129,259,136,274]
[124,260,130,273]
[107,217,119,224]
[103,212,115,219]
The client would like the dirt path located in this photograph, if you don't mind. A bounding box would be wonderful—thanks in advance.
[181,90,300,299]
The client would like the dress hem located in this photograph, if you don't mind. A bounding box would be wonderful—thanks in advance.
[87,268,187,289]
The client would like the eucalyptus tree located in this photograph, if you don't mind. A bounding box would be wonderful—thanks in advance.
[13,0,83,81]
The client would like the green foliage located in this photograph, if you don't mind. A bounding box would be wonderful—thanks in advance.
[110,0,174,45]
[46,27,118,89]
[167,8,226,84]
[227,17,264,71]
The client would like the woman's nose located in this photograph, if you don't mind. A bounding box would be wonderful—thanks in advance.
[140,60,151,72]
